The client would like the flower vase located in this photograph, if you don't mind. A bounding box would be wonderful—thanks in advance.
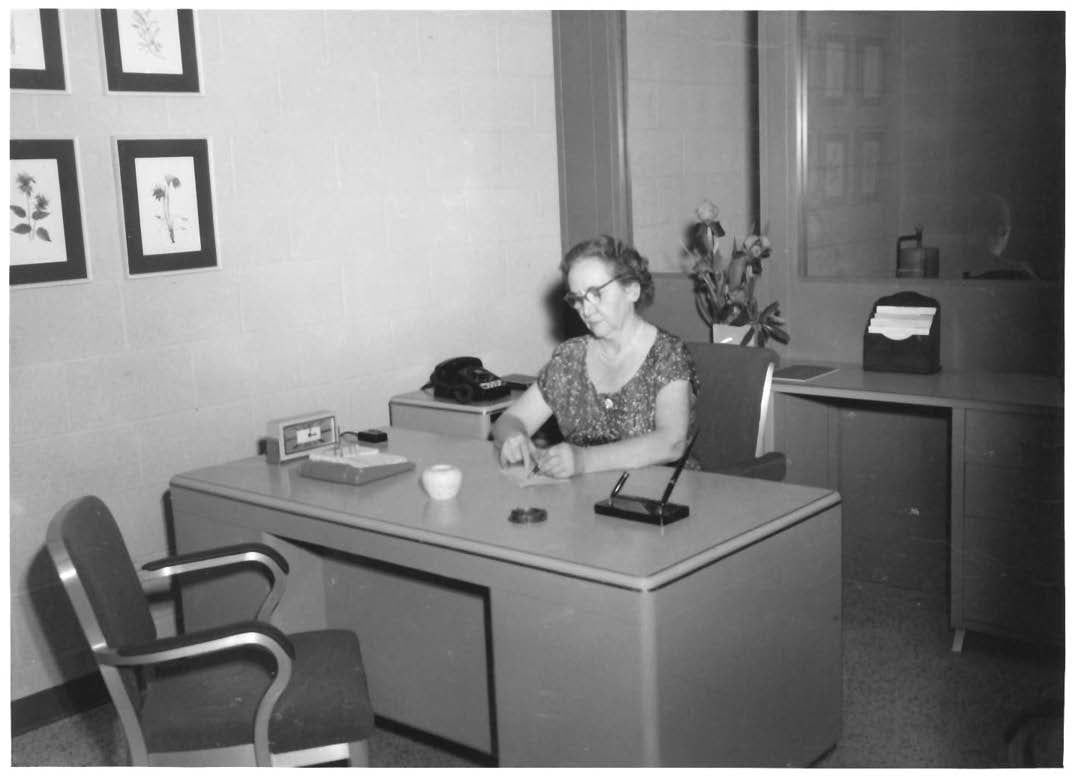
[712,323,754,346]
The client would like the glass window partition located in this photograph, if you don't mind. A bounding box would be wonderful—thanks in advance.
[800,11,1063,281]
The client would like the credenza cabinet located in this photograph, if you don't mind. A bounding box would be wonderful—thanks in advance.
[772,364,1063,652]
[954,408,1064,645]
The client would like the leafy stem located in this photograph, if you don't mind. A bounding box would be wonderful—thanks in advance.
[10,172,52,242]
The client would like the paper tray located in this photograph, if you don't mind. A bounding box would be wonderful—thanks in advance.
[299,456,415,486]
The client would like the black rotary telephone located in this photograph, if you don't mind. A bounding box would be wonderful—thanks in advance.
[427,357,510,404]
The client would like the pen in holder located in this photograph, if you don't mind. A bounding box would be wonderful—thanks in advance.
[593,433,696,526]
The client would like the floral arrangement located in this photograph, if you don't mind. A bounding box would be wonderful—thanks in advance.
[685,199,789,347]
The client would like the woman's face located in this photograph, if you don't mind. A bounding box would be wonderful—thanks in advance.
[565,256,639,338]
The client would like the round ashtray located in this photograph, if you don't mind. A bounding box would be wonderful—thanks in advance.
[508,507,548,524]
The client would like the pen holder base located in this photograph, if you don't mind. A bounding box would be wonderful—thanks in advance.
[594,494,690,525]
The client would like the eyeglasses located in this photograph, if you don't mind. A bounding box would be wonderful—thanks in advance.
[563,275,630,310]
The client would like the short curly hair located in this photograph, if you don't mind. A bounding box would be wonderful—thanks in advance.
[560,235,655,308]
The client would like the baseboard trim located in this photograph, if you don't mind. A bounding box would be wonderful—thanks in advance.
[11,672,110,736]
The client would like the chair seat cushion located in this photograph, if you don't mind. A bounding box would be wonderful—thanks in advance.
[142,628,374,755]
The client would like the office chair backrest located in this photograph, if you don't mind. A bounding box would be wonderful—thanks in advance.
[686,341,778,472]
[47,496,157,711]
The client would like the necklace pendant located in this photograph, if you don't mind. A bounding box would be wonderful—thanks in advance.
[604,397,614,410]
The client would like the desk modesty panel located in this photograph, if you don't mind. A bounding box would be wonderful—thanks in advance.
[771,363,1063,649]
[170,428,843,766]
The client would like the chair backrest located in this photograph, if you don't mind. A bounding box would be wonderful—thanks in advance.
[685,341,778,472]
[46,496,157,715]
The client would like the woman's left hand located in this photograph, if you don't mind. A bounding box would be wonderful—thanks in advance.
[535,443,584,478]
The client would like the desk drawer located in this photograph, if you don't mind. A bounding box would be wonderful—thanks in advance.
[965,409,1063,468]
[962,513,1064,641]
[963,463,1064,527]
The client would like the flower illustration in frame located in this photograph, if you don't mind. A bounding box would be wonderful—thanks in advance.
[117,138,217,276]
[135,156,202,256]
[100,9,200,93]
[10,9,66,91]
[10,139,88,285]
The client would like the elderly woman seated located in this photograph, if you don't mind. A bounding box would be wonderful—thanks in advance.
[493,235,697,478]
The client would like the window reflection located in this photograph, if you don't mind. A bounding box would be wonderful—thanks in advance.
[802,11,1063,280]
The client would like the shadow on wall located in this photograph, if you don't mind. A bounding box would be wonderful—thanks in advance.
[541,279,588,344]
[28,546,95,687]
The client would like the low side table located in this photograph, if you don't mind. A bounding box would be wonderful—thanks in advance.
[389,389,520,440]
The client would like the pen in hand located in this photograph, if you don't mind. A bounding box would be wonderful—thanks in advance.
[528,448,544,478]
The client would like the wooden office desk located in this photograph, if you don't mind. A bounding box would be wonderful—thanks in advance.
[772,363,1063,651]
[170,427,842,766]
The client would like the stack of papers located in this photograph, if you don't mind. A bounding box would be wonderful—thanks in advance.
[307,448,408,467]
[868,305,935,340]
[300,449,414,486]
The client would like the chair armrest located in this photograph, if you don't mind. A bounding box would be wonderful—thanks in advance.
[142,543,289,622]
[99,620,295,768]
[714,451,787,482]
[99,619,295,666]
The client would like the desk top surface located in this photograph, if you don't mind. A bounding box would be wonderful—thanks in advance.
[171,427,839,591]
[773,361,1063,413]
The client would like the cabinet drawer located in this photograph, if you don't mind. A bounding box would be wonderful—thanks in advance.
[965,409,1063,467]
[964,463,1064,526]
[962,513,1065,641]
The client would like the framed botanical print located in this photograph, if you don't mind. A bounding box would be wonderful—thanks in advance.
[115,138,218,276]
[10,9,67,91]
[100,9,200,93]
[10,139,89,286]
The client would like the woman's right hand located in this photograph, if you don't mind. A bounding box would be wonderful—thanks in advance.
[499,433,537,471]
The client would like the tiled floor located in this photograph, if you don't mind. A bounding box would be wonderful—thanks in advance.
[12,580,1064,767]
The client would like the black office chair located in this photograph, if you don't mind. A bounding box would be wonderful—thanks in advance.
[46,495,375,766]
[686,341,787,481]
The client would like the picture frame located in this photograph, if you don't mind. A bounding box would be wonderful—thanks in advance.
[100,9,200,93]
[115,138,218,276]
[859,37,885,105]
[10,9,67,91]
[10,139,89,286]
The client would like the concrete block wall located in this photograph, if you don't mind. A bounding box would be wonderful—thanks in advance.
[9,9,561,699]
[626,11,756,274]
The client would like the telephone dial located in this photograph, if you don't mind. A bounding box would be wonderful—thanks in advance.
[427,356,509,404]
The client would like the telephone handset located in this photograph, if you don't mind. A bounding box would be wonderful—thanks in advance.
[427,356,510,404]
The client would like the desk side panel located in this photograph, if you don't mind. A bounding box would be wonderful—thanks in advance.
[653,504,843,766]
[321,551,493,754]
[488,579,655,766]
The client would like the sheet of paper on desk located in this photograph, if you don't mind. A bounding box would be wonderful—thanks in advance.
[500,465,568,487]
[773,364,838,382]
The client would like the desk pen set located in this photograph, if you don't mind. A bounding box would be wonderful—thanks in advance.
[593,433,696,525]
